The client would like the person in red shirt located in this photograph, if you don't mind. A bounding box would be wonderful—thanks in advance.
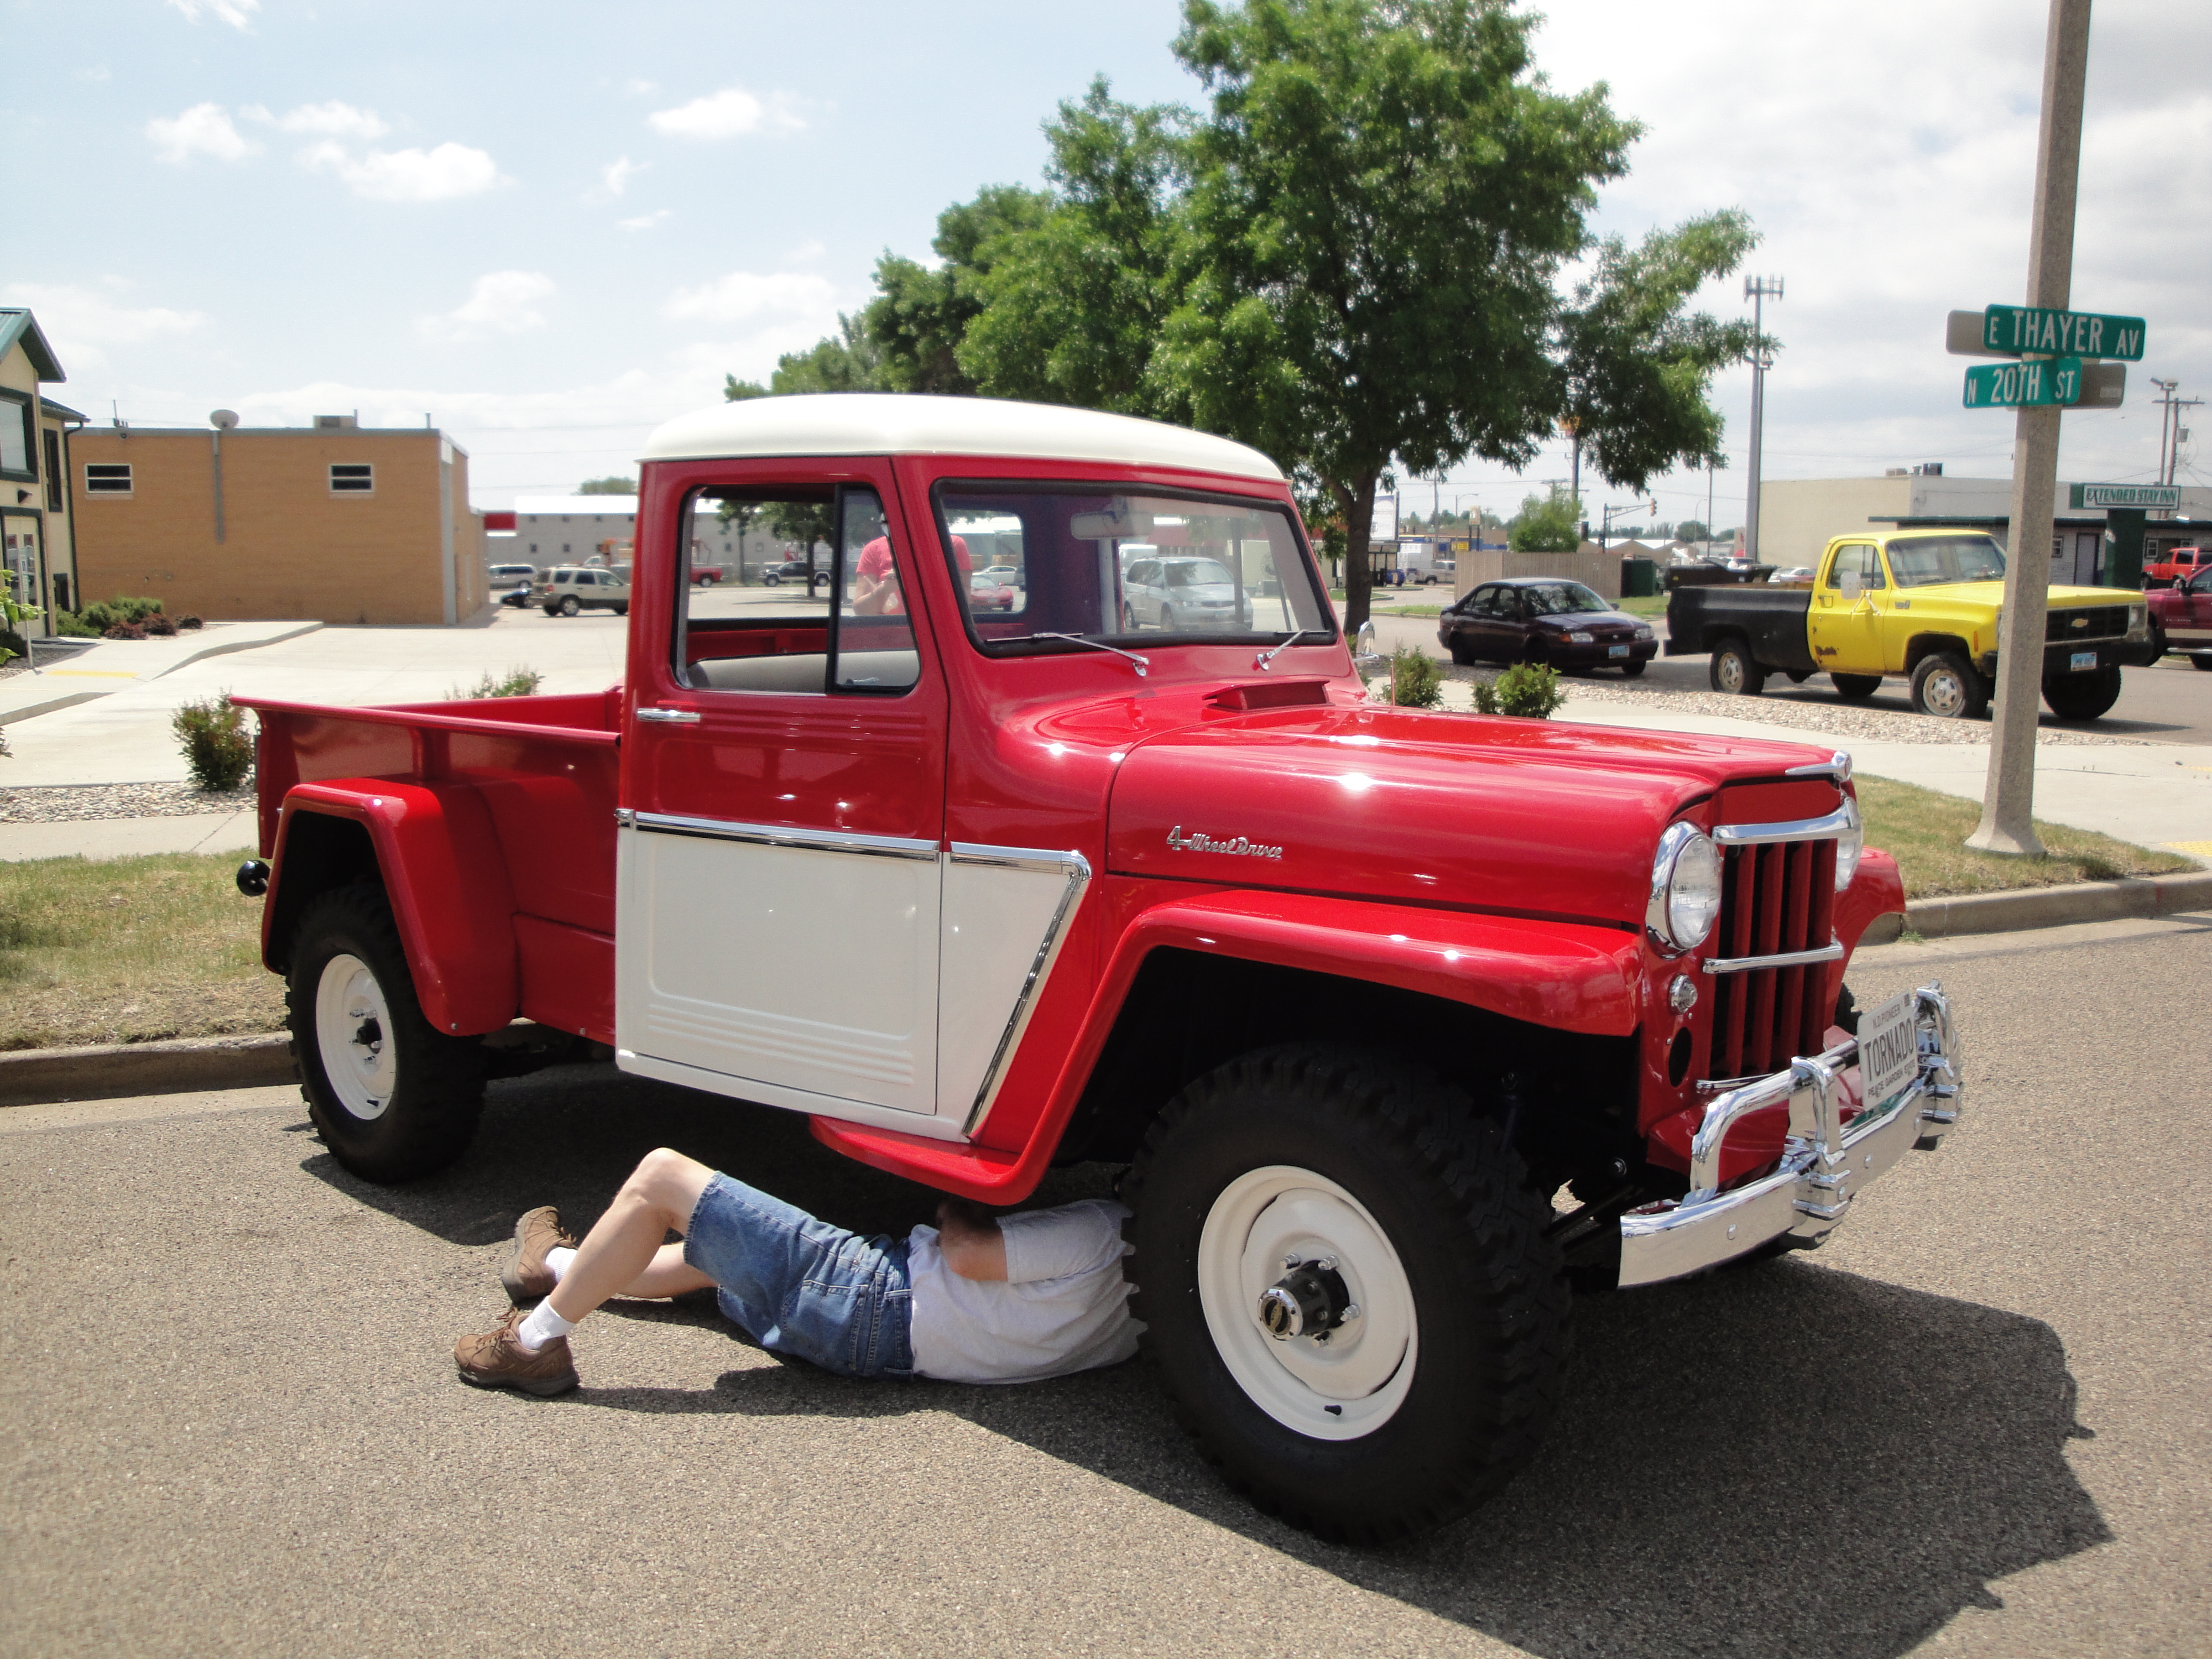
[853,533,969,615]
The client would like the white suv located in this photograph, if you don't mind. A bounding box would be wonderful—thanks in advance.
[536,566,631,617]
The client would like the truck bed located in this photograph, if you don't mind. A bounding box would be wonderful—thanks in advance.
[1665,585,1817,672]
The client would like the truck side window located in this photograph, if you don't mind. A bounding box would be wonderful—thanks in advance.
[1827,545,1883,590]
[675,487,914,696]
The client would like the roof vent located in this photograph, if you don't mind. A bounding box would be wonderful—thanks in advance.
[314,414,358,430]
[1885,468,1908,477]
[1912,462,1944,476]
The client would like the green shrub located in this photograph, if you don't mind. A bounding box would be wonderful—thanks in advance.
[448,666,545,700]
[1473,662,1567,719]
[1386,645,1444,709]
[75,602,121,633]
[52,611,100,638]
[109,594,165,623]
[171,695,254,791]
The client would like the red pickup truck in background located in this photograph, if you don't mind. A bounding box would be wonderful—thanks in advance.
[233,394,1962,1541]
[2144,545,2209,588]
[2149,565,2212,668]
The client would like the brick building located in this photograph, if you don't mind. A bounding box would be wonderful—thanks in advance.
[71,415,487,625]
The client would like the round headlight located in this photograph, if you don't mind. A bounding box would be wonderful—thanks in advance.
[1834,795,1864,892]
[1648,824,1722,953]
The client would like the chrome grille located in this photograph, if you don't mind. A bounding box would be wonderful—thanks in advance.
[1708,837,1838,1081]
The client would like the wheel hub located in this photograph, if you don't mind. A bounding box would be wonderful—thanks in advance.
[1258,1257,1355,1340]
[316,952,395,1122]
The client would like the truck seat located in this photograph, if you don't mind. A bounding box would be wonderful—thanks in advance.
[691,650,920,693]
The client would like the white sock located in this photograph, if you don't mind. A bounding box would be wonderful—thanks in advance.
[544,1246,577,1285]
[516,1300,576,1353]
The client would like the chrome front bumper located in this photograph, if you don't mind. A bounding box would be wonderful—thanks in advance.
[1618,984,1962,1287]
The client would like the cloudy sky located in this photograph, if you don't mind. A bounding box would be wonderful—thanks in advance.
[6,0,2208,527]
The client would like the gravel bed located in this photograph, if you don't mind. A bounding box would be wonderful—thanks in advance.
[0,779,256,824]
[0,659,30,682]
[1438,665,2137,747]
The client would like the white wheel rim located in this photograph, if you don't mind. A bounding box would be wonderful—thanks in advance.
[1923,668,1965,717]
[315,953,395,1120]
[1717,654,1745,692]
[1197,1165,1417,1442]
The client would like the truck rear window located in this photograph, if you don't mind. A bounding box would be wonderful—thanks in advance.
[930,482,1333,658]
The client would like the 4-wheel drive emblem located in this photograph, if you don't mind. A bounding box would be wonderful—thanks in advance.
[1167,825,1285,860]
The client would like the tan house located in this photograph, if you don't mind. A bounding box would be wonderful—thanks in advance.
[1,307,85,639]
[71,415,487,625]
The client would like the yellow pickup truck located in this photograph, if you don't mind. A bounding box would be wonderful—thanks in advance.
[1663,529,2154,721]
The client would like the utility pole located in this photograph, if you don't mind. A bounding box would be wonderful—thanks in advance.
[1970,0,2092,858]
[2151,377,2178,487]
[1743,276,1783,564]
[1706,459,1715,552]
[2167,397,2201,491]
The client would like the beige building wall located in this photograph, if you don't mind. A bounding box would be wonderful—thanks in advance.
[2,337,79,639]
[1754,478,1914,571]
[72,427,483,625]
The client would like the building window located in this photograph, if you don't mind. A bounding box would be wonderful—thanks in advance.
[85,462,133,497]
[528,542,537,554]
[330,463,374,494]
[0,392,31,480]
[43,431,63,512]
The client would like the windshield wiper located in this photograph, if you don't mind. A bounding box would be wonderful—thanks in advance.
[1253,629,1315,670]
[1032,632,1151,677]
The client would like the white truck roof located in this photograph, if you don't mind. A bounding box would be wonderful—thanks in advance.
[640,393,1285,483]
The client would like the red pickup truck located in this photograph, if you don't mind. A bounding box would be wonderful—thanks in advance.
[233,394,1961,1541]
[2149,565,2212,667]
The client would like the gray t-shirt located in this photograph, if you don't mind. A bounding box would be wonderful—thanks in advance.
[906,1199,1142,1384]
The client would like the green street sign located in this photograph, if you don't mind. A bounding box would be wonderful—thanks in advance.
[2070,483,2180,509]
[1964,356,2085,409]
[1981,304,2145,361]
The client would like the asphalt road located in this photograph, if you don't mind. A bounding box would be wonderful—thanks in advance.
[1361,606,2212,745]
[4,915,2208,1658]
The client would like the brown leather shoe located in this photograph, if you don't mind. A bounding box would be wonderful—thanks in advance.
[500,1206,576,1305]
[455,1308,579,1396]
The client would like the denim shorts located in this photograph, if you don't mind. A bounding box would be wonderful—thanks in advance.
[683,1172,914,1379]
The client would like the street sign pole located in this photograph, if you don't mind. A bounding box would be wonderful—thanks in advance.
[1970,0,2091,859]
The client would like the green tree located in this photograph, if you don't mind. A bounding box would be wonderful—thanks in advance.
[1509,486,1582,552]
[1152,0,1637,630]
[1675,518,1709,544]
[868,185,1051,394]
[1553,211,1759,494]
[960,81,1193,414]
[725,310,889,400]
[576,475,636,495]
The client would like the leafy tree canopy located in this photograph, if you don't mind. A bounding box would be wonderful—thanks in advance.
[1675,518,1710,543]
[1509,486,1583,553]
[576,475,637,495]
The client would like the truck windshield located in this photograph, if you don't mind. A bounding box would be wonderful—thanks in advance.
[931,483,1334,655]
[1886,535,2007,588]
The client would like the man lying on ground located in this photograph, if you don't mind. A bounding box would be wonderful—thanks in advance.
[453,1148,1139,1395]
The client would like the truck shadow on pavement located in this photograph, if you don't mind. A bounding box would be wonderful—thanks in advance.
[307,1066,2111,1659]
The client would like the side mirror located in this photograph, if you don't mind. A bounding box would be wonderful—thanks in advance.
[1839,568,1862,601]
[1353,619,1383,673]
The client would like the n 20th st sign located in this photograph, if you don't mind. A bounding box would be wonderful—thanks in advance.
[1961,356,2127,409]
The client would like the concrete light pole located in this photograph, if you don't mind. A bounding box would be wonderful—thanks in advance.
[1743,277,1783,564]
[1970,0,2093,857]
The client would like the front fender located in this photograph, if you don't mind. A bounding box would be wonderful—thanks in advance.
[264,780,519,1036]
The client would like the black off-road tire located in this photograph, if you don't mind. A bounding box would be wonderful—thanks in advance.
[1830,672,1883,701]
[1125,1045,1569,1543]
[1709,639,1766,696]
[1448,635,1477,666]
[2193,655,2212,673]
[1910,652,1987,719]
[1620,658,1647,677]
[2042,665,2122,722]
[288,884,487,1183]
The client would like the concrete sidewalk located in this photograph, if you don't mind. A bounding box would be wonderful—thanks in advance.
[0,810,258,863]
[0,620,322,726]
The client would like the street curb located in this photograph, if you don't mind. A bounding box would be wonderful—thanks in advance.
[1863,869,2212,943]
[0,1032,295,1109]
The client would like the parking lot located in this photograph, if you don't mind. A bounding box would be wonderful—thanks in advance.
[3,915,2205,1658]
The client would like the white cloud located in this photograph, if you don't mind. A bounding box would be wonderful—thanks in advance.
[300,139,505,202]
[586,156,646,204]
[77,65,111,83]
[620,210,672,232]
[663,270,838,324]
[146,103,258,165]
[420,272,556,343]
[622,78,659,97]
[0,281,204,368]
[782,239,826,264]
[270,101,391,140]
[165,0,259,29]
[648,86,804,140]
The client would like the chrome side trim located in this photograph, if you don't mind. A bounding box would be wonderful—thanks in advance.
[1701,939,1845,975]
[961,848,1092,1137]
[1710,807,1855,845]
[626,811,940,863]
[1620,983,1962,1287]
[614,807,635,830]
[1783,750,1852,784]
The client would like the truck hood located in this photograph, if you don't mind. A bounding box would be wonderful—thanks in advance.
[1107,703,1843,930]
[1895,581,2138,609]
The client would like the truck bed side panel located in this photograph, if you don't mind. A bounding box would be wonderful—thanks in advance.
[513,915,615,1045]
[1666,586,1817,672]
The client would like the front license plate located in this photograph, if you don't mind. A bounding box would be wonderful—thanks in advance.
[1857,990,1919,1112]
[2070,650,2098,671]
[1609,643,1630,658]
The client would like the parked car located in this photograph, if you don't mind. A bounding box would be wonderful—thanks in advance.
[230,390,1957,1545]
[967,572,1017,612]
[1121,555,1242,630]
[763,559,829,589]
[2144,545,2209,588]
[1663,555,1774,591]
[1438,578,1658,675]
[2147,565,2212,668]
[690,565,724,586]
[535,565,631,617]
[1664,529,2154,720]
[979,564,1024,588]
[1770,566,1815,587]
[488,562,538,588]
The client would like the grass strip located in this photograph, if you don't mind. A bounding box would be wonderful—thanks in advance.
[0,851,284,1050]
[1858,775,2193,900]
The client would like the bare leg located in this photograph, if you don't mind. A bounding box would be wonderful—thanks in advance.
[547,1149,717,1323]
[623,1242,717,1301]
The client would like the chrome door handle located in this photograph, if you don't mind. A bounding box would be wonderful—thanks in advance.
[636,707,702,723]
